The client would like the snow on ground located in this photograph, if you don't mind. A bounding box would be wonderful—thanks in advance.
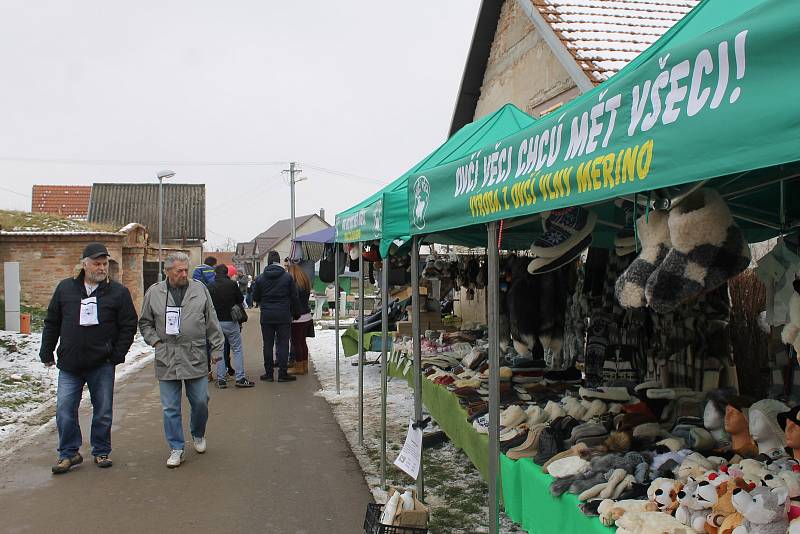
[308,328,522,534]
[0,330,154,454]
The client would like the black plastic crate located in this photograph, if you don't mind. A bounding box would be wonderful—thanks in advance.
[364,503,428,534]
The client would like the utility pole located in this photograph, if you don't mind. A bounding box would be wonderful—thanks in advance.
[283,162,305,242]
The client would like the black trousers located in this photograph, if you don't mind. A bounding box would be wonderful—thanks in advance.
[261,322,291,376]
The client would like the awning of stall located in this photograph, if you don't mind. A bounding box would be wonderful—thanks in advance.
[406,0,800,245]
[294,226,336,244]
[335,103,538,249]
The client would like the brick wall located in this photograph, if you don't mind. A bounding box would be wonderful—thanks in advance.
[122,246,145,312]
[0,234,126,308]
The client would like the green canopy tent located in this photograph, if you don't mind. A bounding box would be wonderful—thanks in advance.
[398,0,800,532]
[332,102,539,491]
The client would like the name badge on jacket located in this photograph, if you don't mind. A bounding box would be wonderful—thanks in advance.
[79,297,99,326]
[166,306,182,335]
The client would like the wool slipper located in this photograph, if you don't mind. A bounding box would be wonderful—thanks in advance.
[614,210,672,309]
[547,456,591,478]
[526,405,548,426]
[579,387,631,403]
[583,399,609,420]
[645,189,751,313]
[527,234,592,275]
[506,423,549,459]
[529,207,596,259]
[544,400,567,421]
[542,442,589,473]
[634,380,663,393]
[500,405,527,429]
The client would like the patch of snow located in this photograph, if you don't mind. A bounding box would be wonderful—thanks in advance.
[309,329,522,533]
[0,331,153,454]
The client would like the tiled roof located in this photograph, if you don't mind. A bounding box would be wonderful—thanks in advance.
[31,185,91,219]
[533,0,700,82]
[88,183,205,241]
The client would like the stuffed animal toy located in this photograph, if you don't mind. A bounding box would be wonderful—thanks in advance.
[677,453,721,483]
[649,477,683,515]
[706,478,749,534]
[615,510,695,534]
[731,485,789,534]
[676,478,716,532]
[781,281,800,354]
[597,498,658,527]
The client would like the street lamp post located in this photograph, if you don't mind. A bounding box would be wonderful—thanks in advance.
[157,170,176,281]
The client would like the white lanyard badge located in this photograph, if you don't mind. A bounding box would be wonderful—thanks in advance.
[79,296,99,326]
[165,306,182,335]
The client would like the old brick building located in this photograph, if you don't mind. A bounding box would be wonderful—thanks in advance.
[0,214,186,312]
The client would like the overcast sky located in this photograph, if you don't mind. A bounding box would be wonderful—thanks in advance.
[0,0,480,249]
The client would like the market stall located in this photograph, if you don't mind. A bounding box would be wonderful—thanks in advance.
[393,0,800,532]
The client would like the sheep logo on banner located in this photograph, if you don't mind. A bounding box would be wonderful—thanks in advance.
[413,175,429,230]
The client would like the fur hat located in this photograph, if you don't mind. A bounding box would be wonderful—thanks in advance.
[645,189,751,314]
[781,288,800,353]
[615,210,671,309]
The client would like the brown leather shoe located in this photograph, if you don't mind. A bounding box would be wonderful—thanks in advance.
[52,452,83,474]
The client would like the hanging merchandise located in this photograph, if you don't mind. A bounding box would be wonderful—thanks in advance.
[362,243,382,263]
[645,189,751,314]
[757,240,800,326]
[781,280,800,354]
[615,210,672,310]
[528,206,596,275]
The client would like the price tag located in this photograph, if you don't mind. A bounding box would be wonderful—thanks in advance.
[166,306,182,335]
[393,419,423,479]
[79,297,99,326]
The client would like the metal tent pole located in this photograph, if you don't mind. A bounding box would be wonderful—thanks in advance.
[334,245,341,395]
[380,254,389,490]
[486,221,501,534]
[411,235,424,499]
[358,243,365,446]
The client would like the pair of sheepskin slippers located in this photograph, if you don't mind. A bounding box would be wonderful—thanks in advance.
[528,206,597,274]
[615,189,750,313]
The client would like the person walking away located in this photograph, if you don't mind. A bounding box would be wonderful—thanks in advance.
[251,251,300,382]
[237,270,249,308]
[325,284,336,317]
[40,242,138,474]
[209,264,254,389]
[139,252,224,468]
[192,256,217,378]
[192,256,216,285]
[288,264,312,376]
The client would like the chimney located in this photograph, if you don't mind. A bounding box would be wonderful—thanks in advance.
[319,208,325,222]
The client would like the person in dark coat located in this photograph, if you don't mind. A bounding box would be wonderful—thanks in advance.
[251,251,300,382]
[208,264,254,389]
[39,242,138,474]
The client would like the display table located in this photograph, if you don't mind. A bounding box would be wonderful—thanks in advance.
[388,347,614,534]
[340,326,392,357]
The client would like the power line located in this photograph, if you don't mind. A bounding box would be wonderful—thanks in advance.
[0,156,287,167]
[0,185,30,198]
[302,163,383,184]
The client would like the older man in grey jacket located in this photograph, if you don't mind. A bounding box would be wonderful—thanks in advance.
[139,252,224,468]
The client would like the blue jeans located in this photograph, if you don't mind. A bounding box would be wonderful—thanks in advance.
[158,377,208,450]
[217,321,245,381]
[56,363,115,459]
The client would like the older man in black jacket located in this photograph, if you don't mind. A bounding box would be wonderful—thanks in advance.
[252,251,300,382]
[39,242,138,474]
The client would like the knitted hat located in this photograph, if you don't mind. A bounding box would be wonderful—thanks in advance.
[749,399,790,444]
[645,189,751,314]
[615,210,671,309]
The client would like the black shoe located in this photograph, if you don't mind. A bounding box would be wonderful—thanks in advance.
[52,452,83,474]
[235,378,255,388]
[277,374,297,382]
[260,373,274,382]
[216,379,227,389]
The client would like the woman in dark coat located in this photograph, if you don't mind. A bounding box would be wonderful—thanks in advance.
[287,263,312,376]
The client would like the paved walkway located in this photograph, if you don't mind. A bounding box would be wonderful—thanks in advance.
[0,310,371,534]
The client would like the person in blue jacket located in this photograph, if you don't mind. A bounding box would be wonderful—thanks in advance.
[192,256,217,285]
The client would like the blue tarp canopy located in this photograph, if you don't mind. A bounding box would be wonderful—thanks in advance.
[293,226,335,244]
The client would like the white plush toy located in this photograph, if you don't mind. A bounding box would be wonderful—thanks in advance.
[731,485,789,534]
[614,510,693,534]
[675,478,715,532]
[782,281,800,354]
[596,498,657,527]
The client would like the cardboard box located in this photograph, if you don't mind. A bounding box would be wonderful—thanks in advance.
[386,487,429,529]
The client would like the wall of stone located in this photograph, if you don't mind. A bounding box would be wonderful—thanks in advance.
[474,0,577,120]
